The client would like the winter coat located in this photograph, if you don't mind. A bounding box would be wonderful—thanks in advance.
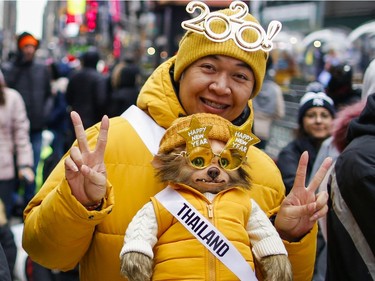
[326,93,375,281]
[0,87,33,180]
[2,59,52,132]
[0,243,12,281]
[0,223,17,278]
[277,136,319,194]
[23,56,318,281]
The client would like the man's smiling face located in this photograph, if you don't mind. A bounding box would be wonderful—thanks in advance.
[179,55,255,122]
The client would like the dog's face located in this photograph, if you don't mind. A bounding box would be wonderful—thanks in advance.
[153,140,251,194]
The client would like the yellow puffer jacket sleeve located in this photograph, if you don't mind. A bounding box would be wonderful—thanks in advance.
[284,223,318,281]
[23,116,167,281]
[22,122,115,270]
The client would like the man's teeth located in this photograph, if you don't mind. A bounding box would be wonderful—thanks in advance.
[205,100,226,109]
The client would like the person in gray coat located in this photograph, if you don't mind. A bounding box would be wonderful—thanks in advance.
[2,32,51,205]
[0,70,34,217]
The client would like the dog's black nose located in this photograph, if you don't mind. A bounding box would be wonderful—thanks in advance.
[207,167,220,179]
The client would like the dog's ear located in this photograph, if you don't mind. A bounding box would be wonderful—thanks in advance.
[151,155,163,169]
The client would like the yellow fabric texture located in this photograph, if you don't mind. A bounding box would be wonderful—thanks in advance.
[174,8,267,98]
[151,183,254,281]
[23,57,317,281]
[158,113,232,153]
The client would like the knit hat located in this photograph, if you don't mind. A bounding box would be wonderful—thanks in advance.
[305,81,325,93]
[17,32,39,50]
[158,113,232,154]
[174,2,281,98]
[298,92,335,124]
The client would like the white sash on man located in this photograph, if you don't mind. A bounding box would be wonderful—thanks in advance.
[121,105,165,155]
[155,186,257,281]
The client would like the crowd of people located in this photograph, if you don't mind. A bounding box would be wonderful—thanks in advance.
[0,31,140,281]
[0,1,374,280]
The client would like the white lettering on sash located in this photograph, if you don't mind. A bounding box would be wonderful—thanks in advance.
[178,203,229,257]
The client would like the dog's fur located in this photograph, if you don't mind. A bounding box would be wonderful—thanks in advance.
[121,141,292,281]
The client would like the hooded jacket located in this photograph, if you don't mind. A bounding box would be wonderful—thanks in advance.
[23,56,318,281]
[326,93,375,281]
[0,87,33,180]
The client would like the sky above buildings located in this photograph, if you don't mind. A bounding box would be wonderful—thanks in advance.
[16,0,47,38]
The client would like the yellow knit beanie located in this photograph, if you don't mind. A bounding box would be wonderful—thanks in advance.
[158,113,232,154]
[174,7,268,98]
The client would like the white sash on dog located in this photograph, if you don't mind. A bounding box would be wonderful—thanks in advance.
[155,186,257,281]
[122,106,256,280]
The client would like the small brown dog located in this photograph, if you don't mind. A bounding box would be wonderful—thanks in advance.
[120,113,292,281]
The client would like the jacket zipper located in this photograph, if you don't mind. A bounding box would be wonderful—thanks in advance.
[207,203,216,280]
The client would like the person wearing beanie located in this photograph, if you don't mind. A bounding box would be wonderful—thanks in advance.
[277,91,335,194]
[22,2,333,281]
[1,31,51,209]
[297,92,336,125]
[16,32,39,63]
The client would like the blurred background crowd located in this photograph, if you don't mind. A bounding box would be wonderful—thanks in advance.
[1,0,373,158]
[0,1,374,280]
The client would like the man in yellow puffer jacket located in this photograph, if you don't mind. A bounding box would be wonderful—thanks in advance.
[22,2,332,281]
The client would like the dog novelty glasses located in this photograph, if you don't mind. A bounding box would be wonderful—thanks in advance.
[176,146,245,171]
[176,115,260,170]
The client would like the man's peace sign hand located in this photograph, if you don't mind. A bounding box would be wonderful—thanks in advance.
[64,111,109,206]
[275,151,332,242]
